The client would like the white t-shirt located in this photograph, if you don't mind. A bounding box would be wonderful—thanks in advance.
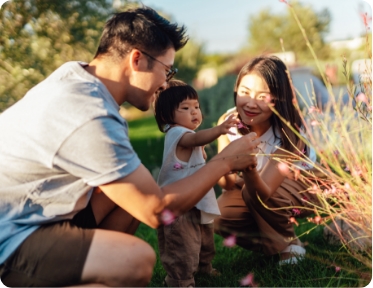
[0,61,141,264]
[157,126,220,224]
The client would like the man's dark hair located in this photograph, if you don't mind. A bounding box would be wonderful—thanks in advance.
[154,79,200,133]
[94,5,188,61]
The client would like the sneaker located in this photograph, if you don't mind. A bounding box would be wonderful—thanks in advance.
[278,244,306,265]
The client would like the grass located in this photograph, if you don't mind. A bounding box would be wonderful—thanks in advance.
[128,115,165,177]
[128,115,370,287]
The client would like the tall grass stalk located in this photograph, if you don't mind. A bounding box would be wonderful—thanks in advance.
[272,0,372,275]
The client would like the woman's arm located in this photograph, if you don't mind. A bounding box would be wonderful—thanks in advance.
[242,148,288,202]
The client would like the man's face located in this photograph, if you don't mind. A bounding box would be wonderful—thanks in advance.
[128,48,176,111]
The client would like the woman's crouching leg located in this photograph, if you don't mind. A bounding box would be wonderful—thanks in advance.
[214,188,262,251]
[241,178,312,255]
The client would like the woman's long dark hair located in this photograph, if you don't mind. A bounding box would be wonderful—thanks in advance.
[234,55,304,153]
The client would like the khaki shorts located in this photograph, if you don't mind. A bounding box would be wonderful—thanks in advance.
[0,203,96,287]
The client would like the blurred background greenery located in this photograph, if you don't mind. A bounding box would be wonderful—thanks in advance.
[0,0,370,112]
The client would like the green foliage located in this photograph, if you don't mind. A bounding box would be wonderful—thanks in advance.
[0,0,204,111]
[197,74,236,162]
[174,40,206,84]
[0,0,137,112]
[246,1,331,61]
[128,116,165,176]
[198,74,236,130]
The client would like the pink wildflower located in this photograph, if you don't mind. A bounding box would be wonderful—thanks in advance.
[356,92,370,105]
[360,12,372,28]
[351,168,362,177]
[161,209,175,225]
[333,150,340,156]
[308,185,319,194]
[292,208,301,216]
[237,122,245,129]
[173,162,183,170]
[314,215,322,224]
[301,162,309,168]
[310,120,320,126]
[239,272,258,287]
[331,185,337,194]
[264,94,274,105]
[308,106,320,114]
[289,217,299,226]
[223,235,236,247]
[335,266,341,272]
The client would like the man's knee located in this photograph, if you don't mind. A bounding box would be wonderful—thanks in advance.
[82,231,156,286]
[116,243,155,286]
[135,244,156,283]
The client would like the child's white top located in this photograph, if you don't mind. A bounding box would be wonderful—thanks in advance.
[157,126,220,224]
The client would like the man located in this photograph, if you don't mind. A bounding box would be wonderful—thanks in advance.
[0,6,259,287]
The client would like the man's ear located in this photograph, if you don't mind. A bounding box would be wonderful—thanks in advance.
[128,49,142,72]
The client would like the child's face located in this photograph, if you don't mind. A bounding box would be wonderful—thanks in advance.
[174,98,202,130]
[236,72,274,135]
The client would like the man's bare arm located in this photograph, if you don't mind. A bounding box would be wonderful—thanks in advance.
[99,132,260,229]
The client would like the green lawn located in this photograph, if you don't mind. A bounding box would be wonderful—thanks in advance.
[128,116,369,287]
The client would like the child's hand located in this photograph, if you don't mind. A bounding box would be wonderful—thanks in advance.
[218,114,239,135]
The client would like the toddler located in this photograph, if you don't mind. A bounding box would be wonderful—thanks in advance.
[154,79,237,287]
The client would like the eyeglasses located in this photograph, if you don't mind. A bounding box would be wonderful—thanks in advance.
[139,50,178,81]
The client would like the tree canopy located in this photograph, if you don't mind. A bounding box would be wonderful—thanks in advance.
[246,2,331,62]
[0,1,207,112]
[0,0,118,111]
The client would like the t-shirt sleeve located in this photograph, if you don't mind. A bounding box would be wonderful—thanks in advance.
[53,116,141,187]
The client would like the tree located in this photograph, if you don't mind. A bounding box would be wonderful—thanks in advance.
[0,0,137,112]
[173,39,206,84]
[246,1,331,62]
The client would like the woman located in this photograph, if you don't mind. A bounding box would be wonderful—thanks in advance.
[214,55,320,265]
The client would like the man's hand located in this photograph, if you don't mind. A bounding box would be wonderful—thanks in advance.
[215,132,260,172]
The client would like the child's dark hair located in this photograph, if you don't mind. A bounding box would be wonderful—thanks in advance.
[234,55,304,153]
[154,80,199,132]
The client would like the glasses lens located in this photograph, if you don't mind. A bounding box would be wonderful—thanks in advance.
[167,68,177,81]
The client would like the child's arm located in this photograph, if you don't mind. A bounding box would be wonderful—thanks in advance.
[242,148,288,202]
[178,114,238,148]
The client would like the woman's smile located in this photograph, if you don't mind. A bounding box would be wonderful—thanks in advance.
[243,110,259,117]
